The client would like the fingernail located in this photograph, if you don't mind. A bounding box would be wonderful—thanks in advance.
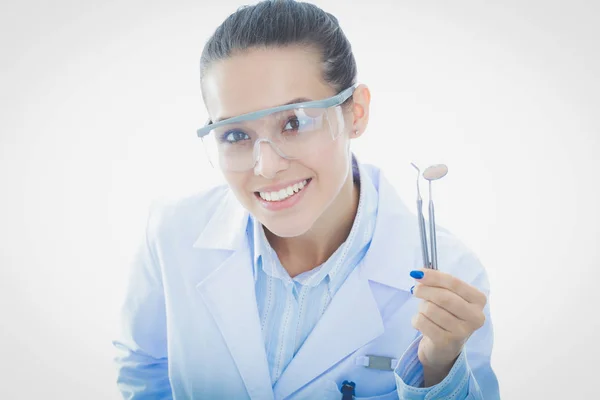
[410,270,424,279]
[410,285,415,294]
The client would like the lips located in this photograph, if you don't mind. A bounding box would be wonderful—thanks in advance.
[257,179,309,202]
[253,178,312,211]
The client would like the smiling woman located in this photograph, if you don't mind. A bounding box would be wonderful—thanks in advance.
[201,45,363,240]
[112,1,500,399]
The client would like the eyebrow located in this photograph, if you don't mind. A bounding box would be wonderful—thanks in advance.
[214,97,312,123]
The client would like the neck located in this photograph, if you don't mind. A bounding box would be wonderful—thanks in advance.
[265,167,360,278]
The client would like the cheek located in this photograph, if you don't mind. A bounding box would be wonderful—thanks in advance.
[304,135,352,185]
[223,172,253,201]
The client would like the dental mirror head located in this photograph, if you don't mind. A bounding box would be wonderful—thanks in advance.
[423,164,448,181]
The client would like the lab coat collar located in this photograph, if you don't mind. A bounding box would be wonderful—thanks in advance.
[192,188,249,251]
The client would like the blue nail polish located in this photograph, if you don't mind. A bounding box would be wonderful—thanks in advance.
[410,270,424,279]
[410,285,415,294]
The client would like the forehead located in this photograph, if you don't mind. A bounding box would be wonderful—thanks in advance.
[202,46,335,121]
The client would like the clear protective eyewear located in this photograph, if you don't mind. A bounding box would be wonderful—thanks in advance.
[196,86,356,172]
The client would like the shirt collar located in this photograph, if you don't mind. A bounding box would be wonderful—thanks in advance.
[250,155,378,288]
[325,157,378,294]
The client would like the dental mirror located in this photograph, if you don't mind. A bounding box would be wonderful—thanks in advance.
[423,164,448,181]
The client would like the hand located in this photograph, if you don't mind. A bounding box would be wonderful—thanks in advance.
[410,268,487,386]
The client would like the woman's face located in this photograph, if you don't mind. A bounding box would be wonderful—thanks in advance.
[202,46,369,238]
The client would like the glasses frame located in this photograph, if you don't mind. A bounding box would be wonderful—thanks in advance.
[196,85,356,138]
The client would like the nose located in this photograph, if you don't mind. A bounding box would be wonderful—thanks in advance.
[253,140,289,179]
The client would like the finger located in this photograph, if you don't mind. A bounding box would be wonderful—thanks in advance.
[411,310,448,344]
[412,269,487,305]
[418,300,464,334]
[413,284,475,321]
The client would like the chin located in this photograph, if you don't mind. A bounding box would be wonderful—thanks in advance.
[261,214,316,238]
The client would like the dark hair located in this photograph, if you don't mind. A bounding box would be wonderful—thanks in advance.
[200,0,357,95]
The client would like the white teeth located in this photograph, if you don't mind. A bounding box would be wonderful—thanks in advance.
[259,179,309,202]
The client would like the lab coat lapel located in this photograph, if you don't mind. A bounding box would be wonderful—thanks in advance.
[273,265,384,399]
[195,189,274,400]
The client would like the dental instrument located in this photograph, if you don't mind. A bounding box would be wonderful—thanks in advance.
[410,163,449,270]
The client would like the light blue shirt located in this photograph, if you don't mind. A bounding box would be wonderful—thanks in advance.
[249,161,377,385]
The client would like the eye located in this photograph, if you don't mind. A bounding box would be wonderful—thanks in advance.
[284,117,301,131]
[284,116,312,132]
[221,130,250,143]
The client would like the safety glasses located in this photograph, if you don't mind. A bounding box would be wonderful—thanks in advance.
[196,86,356,171]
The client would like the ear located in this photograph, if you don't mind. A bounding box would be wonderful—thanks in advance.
[350,84,371,138]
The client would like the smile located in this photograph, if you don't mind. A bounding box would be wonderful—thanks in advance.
[257,179,311,202]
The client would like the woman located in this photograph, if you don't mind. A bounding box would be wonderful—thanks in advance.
[113,1,500,398]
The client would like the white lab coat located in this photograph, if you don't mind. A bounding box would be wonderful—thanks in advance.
[114,163,498,399]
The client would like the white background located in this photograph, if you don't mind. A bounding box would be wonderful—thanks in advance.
[1,0,599,398]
